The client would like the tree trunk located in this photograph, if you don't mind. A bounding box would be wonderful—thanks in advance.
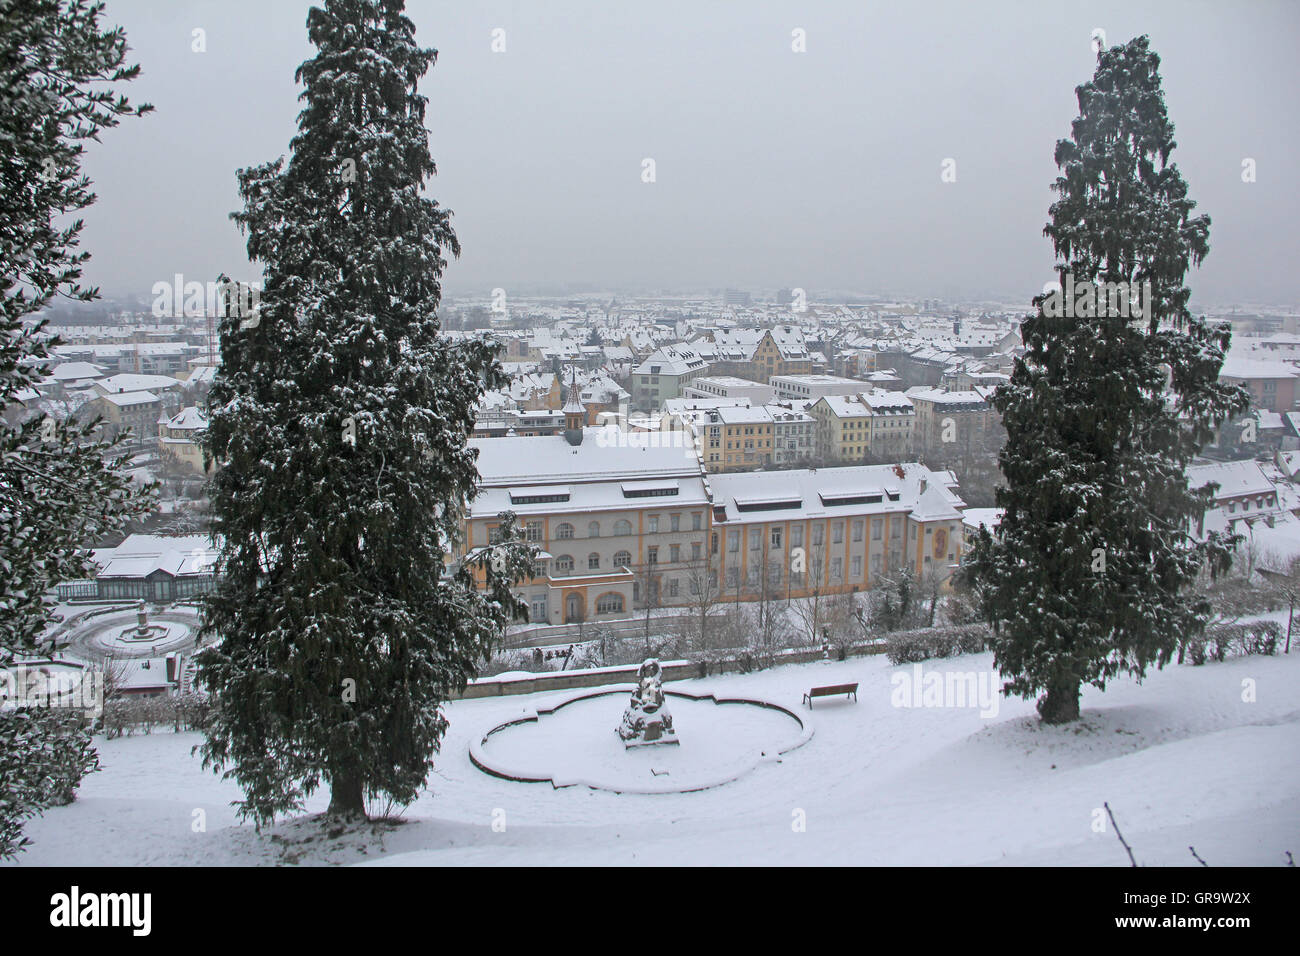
[1287,594,1293,654]
[1037,679,1081,724]
[328,773,366,819]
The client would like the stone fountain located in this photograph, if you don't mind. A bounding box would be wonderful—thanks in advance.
[118,602,170,643]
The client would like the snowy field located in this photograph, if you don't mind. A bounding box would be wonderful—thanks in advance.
[7,647,1299,867]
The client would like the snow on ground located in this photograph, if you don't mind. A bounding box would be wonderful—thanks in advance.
[7,647,1299,867]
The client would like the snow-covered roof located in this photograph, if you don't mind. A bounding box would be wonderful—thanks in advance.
[816,395,870,418]
[91,534,218,579]
[714,405,773,425]
[904,387,988,406]
[709,463,964,524]
[1276,449,1300,478]
[1220,356,1299,380]
[1244,517,1300,574]
[961,507,1003,533]
[99,390,159,408]
[692,375,766,388]
[861,389,914,413]
[96,373,184,394]
[48,361,106,381]
[471,428,703,487]
[633,346,709,377]
[764,405,815,423]
[911,484,964,521]
[114,657,180,691]
[163,406,207,431]
[1188,460,1276,500]
[771,373,860,386]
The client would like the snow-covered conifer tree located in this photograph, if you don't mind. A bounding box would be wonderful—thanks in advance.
[197,0,532,821]
[0,0,155,857]
[964,36,1249,723]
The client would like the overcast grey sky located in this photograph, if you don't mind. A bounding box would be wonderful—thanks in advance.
[77,0,1298,307]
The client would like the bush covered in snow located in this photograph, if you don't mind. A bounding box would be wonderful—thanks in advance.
[100,692,212,738]
[1178,620,1281,666]
[1202,576,1287,620]
[885,624,991,664]
[1,709,98,859]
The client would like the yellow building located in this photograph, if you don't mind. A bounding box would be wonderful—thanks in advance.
[809,395,874,463]
[709,464,966,601]
[697,405,774,472]
[158,406,209,473]
[809,391,915,464]
[750,327,812,381]
[462,422,711,625]
[710,327,813,383]
[460,417,969,622]
[88,390,162,453]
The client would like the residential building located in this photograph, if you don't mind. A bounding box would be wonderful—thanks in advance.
[808,391,915,463]
[808,394,874,463]
[770,373,867,402]
[631,346,710,412]
[463,425,711,624]
[695,405,775,472]
[1220,356,1299,414]
[158,406,209,473]
[862,389,916,461]
[709,464,966,602]
[87,391,162,452]
[710,327,813,382]
[905,387,996,467]
[767,405,817,466]
[682,375,773,405]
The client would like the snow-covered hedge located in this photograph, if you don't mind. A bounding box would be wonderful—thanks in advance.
[1,709,98,859]
[100,692,212,738]
[1178,620,1281,666]
[885,624,990,664]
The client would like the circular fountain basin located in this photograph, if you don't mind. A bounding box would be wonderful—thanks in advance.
[118,624,173,643]
[470,686,812,794]
[64,608,200,658]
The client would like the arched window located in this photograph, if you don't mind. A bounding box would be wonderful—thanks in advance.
[588,521,600,538]
[614,519,633,536]
[588,552,601,570]
[596,592,625,615]
[555,523,575,540]
[554,555,574,573]
[613,550,632,568]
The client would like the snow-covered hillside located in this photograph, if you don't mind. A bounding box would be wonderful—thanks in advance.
[8,647,1298,867]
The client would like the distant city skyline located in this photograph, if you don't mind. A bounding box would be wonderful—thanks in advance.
[70,0,1300,308]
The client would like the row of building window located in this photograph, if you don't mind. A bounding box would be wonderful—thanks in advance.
[1226,495,1277,513]
[547,541,705,574]
[523,513,704,542]
[95,576,215,600]
[725,517,904,552]
[528,591,627,621]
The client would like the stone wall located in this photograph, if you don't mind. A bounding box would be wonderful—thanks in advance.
[457,640,889,699]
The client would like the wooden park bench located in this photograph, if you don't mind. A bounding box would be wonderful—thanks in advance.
[803,682,859,708]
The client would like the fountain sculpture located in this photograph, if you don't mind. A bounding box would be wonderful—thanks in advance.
[118,602,169,643]
[617,659,679,748]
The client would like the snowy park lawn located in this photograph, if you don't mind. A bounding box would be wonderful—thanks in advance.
[7,646,1299,867]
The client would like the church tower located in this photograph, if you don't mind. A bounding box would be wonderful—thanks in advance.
[562,368,585,446]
